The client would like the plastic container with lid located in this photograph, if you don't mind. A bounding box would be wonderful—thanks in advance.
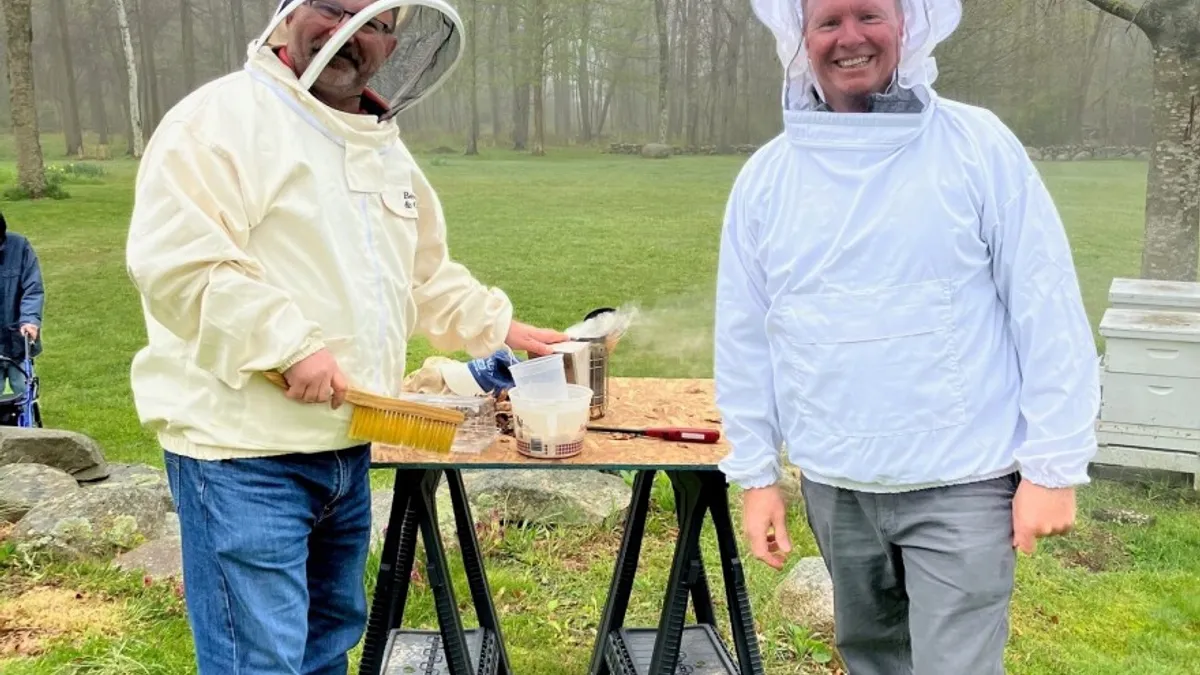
[507,353,568,399]
[398,393,499,454]
[508,384,592,459]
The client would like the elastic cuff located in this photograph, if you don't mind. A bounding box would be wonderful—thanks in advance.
[1017,464,1092,489]
[718,459,781,491]
[277,336,325,372]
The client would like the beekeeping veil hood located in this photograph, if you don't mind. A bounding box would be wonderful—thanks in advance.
[254,0,463,120]
[752,0,961,112]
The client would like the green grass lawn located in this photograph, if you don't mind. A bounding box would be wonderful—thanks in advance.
[0,147,1198,675]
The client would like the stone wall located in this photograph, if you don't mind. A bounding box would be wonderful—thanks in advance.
[606,141,1151,161]
[1025,145,1149,161]
[604,143,760,156]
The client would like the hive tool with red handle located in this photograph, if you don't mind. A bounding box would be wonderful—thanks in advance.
[587,425,721,443]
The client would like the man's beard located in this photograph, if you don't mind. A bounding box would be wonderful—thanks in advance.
[317,51,363,90]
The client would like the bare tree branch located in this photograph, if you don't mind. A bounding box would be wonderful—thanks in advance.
[1082,0,1146,26]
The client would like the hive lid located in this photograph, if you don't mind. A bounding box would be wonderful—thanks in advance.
[1108,277,1200,310]
[1100,307,1200,343]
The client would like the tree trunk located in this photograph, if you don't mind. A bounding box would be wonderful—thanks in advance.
[115,0,145,157]
[182,0,196,91]
[576,0,593,142]
[51,0,84,156]
[488,6,501,141]
[718,6,744,152]
[707,0,723,144]
[137,0,161,136]
[230,0,248,68]
[654,0,669,144]
[530,0,546,156]
[2,0,46,197]
[1070,11,1105,143]
[684,0,699,147]
[466,0,479,155]
[1141,40,1200,280]
[508,8,529,151]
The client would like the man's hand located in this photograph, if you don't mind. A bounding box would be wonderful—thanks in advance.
[742,485,792,570]
[1012,478,1076,555]
[19,324,37,341]
[505,320,569,357]
[282,349,348,409]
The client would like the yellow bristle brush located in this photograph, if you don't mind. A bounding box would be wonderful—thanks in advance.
[262,371,465,453]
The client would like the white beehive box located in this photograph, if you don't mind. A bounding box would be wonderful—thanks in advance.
[1096,306,1200,489]
[1108,277,1200,312]
[1099,308,1200,428]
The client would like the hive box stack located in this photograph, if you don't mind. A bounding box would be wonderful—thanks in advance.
[1095,278,1200,489]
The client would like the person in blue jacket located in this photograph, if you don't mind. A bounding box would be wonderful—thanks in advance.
[0,211,44,396]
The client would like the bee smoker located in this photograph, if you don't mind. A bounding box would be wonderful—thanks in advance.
[557,306,629,421]
[574,334,610,420]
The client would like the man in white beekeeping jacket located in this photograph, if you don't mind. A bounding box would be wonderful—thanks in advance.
[125,1,566,672]
[713,0,1100,672]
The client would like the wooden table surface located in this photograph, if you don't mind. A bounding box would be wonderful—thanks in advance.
[371,377,730,470]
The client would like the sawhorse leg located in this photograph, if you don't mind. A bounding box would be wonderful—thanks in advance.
[358,469,511,675]
[588,470,657,675]
[588,469,764,675]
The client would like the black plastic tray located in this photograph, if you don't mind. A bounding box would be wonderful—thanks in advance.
[381,628,499,675]
[605,625,740,675]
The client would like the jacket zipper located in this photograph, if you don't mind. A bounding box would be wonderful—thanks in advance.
[359,195,390,393]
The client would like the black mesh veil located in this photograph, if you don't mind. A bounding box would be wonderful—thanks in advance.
[369,5,460,119]
[256,0,464,119]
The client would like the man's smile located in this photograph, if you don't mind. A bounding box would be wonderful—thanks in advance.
[834,55,874,69]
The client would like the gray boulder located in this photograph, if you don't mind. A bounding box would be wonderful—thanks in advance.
[368,470,631,548]
[462,469,630,527]
[641,143,672,159]
[0,428,109,481]
[777,556,835,636]
[113,536,183,580]
[11,483,174,560]
[85,462,168,491]
[0,463,80,523]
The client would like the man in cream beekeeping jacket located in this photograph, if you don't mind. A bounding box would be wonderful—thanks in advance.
[125,1,565,672]
[713,0,1099,672]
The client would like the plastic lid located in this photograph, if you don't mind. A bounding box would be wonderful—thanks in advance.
[1099,307,1200,343]
[1108,277,1200,310]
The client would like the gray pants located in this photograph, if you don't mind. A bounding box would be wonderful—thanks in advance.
[800,472,1019,675]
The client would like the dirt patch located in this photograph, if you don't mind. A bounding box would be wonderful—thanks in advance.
[1052,526,1131,573]
[0,586,125,659]
[0,522,12,542]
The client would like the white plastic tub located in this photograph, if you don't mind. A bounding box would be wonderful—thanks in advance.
[508,384,592,459]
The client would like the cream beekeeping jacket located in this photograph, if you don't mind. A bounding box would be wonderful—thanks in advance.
[125,46,513,460]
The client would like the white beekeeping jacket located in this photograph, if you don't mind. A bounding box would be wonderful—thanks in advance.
[714,0,1100,492]
[125,0,514,461]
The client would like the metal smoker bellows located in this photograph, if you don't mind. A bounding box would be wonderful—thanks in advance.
[576,334,610,420]
[561,306,634,421]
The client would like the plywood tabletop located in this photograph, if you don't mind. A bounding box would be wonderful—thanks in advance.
[370,377,731,470]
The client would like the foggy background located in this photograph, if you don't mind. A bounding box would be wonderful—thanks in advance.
[0,0,1158,157]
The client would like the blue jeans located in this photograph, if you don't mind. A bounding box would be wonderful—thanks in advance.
[2,363,25,396]
[163,446,373,675]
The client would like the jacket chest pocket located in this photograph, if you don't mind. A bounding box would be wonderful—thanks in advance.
[769,280,969,438]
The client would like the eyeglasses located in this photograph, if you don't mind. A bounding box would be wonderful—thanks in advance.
[303,0,395,35]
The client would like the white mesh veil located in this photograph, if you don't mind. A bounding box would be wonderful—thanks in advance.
[253,0,463,120]
[750,0,962,111]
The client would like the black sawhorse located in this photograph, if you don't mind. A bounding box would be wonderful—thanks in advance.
[587,469,763,675]
[358,468,512,675]
[357,467,763,675]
